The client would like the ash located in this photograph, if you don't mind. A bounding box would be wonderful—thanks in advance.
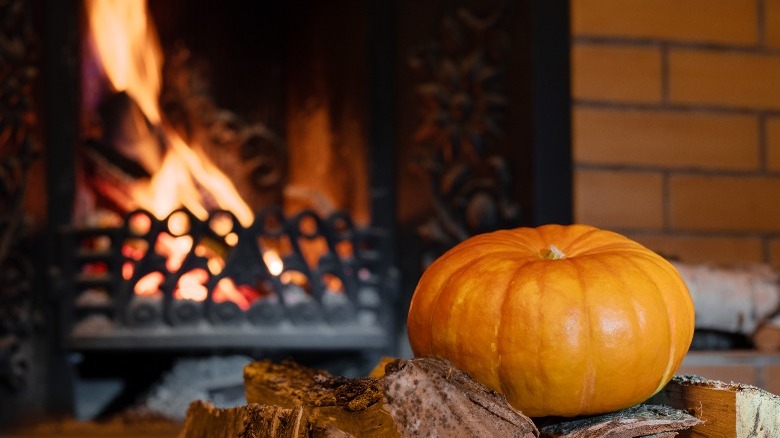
[141,355,252,421]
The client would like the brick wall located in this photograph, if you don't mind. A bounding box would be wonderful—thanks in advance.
[571,0,780,266]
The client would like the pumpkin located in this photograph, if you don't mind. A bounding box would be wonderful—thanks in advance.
[406,224,695,417]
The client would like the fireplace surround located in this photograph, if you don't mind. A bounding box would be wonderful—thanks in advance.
[1,0,571,424]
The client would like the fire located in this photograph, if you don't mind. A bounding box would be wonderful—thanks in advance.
[173,269,209,302]
[85,0,256,306]
[262,250,284,277]
[84,0,162,124]
[84,0,253,226]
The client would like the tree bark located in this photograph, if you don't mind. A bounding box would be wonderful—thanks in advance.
[535,404,702,438]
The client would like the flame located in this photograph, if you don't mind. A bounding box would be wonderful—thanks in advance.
[213,278,261,311]
[263,250,284,276]
[84,0,162,124]
[85,0,254,227]
[85,2,332,313]
[86,0,260,307]
[173,269,209,302]
[135,271,164,296]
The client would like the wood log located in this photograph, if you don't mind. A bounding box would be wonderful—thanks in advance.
[534,404,702,438]
[179,400,303,438]
[242,356,538,437]
[243,358,397,437]
[178,400,352,438]
[181,356,709,438]
[381,356,539,437]
[647,374,780,437]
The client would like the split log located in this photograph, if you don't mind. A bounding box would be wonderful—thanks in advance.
[535,404,702,438]
[181,356,710,438]
[244,358,394,437]
[179,400,351,438]
[382,356,539,437]
[242,356,538,437]
[647,374,780,437]
[672,262,780,345]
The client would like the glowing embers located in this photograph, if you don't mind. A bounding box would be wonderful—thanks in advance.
[108,207,375,329]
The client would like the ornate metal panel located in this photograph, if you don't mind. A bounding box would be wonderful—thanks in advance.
[0,0,39,392]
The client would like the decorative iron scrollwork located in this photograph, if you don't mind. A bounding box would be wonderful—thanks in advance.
[0,0,39,392]
[410,2,521,257]
[62,207,394,350]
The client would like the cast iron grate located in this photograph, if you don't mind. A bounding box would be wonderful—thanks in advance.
[59,207,396,351]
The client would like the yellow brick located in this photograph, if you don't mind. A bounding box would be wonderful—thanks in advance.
[765,117,780,171]
[669,49,780,109]
[670,175,780,231]
[628,234,764,265]
[572,44,662,102]
[575,169,663,229]
[572,0,757,45]
[574,108,759,169]
[765,0,780,48]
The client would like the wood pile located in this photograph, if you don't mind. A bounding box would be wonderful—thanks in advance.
[179,356,780,437]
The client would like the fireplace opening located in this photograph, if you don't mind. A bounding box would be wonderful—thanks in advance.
[2,0,573,429]
[54,0,400,421]
[64,0,399,345]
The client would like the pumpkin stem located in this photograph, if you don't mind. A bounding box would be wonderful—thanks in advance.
[540,244,566,260]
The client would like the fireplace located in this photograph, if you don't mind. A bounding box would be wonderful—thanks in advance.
[63,0,401,356]
[1,0,571,425]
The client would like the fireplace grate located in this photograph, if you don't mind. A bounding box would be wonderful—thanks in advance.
[58,207,396,351]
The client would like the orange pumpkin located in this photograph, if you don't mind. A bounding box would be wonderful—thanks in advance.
[407,224,695,417]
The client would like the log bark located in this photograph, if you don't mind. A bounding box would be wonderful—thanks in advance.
[647,374,780,438]
[381,356,539,437]
[535,404,702,438]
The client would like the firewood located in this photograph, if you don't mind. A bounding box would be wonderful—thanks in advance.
[179,400,352,438]
[381,356,539,437]
[647,374,780,437]
[534,404,702,438]
[183,357,717,438]
[244,358,397,437]
[180,400,304,438]
[243,356,539,437]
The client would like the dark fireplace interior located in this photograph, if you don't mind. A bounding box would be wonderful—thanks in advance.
[0,0,570,429]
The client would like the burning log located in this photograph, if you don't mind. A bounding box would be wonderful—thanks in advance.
[96,90,164,175]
